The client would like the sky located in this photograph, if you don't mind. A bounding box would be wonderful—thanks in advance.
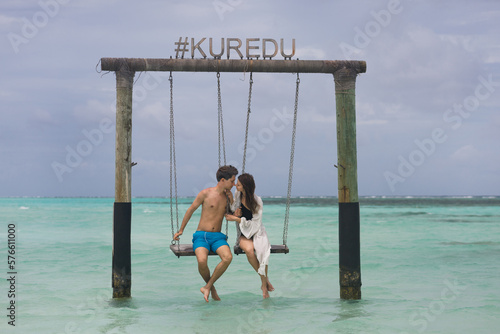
[1,0,499,197]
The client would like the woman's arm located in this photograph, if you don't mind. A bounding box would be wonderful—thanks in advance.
[237,195,263,239]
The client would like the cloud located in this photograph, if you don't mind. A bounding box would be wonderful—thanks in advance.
[450,145,482,162]
[1,0,499,196]
[0,14,21,26]
[295,47,326,60]
[74,99,115,125]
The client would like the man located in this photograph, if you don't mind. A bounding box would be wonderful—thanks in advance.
[173,165,238,302]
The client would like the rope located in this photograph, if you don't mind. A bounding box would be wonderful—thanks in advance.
[216,72,229,237]
[169,72,180,249]
[225,195,230,237]
[241,72,253,173]
[283,73,300,246]
[217,72,226,167]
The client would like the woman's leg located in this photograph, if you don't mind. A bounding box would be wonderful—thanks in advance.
[260,273,270,298]
[239,236,259,272]
[240,237,274,298]
[265,265,274,292]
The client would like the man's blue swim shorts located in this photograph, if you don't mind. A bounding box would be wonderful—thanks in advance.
[192,231,229,253]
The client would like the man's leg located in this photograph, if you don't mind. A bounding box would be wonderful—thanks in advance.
[195,247,210,281]
[195,247,220,301]
[200,245,232,302]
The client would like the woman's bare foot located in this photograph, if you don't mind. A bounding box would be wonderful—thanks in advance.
[267,279,275,292]
[261,285,270,299]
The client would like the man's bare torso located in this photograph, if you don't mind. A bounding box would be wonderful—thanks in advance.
[197,187,227,232]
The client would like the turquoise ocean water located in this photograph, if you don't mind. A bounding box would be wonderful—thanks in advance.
[1,196,499,334]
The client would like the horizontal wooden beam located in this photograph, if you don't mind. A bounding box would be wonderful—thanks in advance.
[101,58,366,74]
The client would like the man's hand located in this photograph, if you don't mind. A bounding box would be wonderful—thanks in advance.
[225,214,241,223]
[173,231,183,241]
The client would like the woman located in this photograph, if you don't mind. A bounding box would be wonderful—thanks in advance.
[225,173,275,299]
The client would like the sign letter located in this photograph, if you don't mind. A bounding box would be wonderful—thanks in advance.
[209,38,225,58]
[246,38,260,59]
[191,37,207,58]
[280,38,295,59]
[262,39,278,59]
[227,38,243,59]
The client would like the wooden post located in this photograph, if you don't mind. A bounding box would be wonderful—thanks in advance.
[334,67,361,300]
[112,63,134,298]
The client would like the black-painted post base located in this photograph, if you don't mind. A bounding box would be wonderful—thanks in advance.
[339,202,361,299]
[112,202,131,298]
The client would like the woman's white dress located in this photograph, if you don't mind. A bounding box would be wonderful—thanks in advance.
[231,191,271,275]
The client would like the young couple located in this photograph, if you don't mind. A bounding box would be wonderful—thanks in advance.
[173,165,274,302]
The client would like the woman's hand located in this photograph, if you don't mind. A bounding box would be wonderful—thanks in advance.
[234,208,242,217]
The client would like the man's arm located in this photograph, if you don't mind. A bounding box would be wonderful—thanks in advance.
[173,190,206,240]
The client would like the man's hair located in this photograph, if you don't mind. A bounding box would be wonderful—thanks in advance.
[216,165,238,182]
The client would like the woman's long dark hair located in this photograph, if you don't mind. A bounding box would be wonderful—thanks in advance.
[238,173,258,213]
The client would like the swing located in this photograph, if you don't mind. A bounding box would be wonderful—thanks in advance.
[169,71,299,257]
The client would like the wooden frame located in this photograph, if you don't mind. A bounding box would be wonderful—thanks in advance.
[106,57,365,299]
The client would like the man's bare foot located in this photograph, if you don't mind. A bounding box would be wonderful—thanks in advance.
[267,280,275,292]
[200,286,210,302]
[261,285,270,299]
[211,286,221,301]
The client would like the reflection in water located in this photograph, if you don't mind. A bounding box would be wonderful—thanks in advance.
[99,297,139,334]
[189,293,277,334]
[332,299,369,322]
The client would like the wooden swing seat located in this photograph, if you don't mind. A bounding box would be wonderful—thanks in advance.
[234,244,289,255]
[170,243,289,257]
